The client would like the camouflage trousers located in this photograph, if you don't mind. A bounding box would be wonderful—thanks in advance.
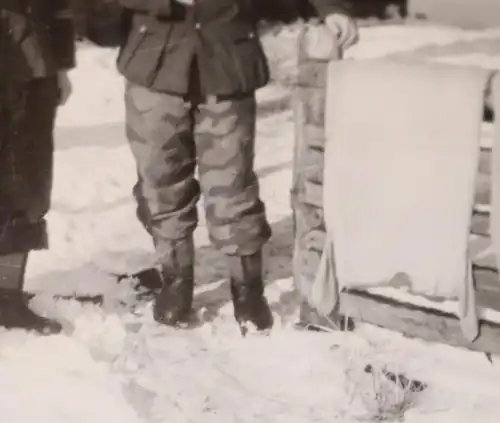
[125,82,271,256]
[0,77,58,254]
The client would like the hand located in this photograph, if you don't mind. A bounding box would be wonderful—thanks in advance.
[325,13,359,51]
[57,70,73,106]
[303,25,342,61]
[174,0,195,5]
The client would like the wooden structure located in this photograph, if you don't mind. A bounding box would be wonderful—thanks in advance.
[291,26,500,355]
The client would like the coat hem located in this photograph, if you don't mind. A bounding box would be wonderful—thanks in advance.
[0,220,48,255]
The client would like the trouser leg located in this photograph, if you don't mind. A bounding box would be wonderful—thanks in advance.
[125,82,199,325]
[195,94,273,333]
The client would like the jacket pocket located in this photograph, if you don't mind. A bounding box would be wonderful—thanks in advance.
[117,16,167,88]
[229,33,270,92]
[117,24,149,69]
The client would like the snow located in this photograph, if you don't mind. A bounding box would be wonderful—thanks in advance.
[2,23,500,423]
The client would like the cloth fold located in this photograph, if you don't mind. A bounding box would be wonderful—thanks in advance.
[310,59,492,341]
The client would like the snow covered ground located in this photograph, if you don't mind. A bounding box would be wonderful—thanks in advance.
[3,23,500,423]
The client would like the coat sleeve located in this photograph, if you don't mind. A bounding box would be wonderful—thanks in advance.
[49,0,77,70]
[115,0,172,15]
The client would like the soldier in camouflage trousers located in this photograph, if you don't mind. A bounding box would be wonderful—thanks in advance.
[86,0,357,333]
[126,82,272,332]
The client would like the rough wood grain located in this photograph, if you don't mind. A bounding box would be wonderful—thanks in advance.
[479,147,491,175]
[339,288,500,354]
[291,25,329,298]
[472,212,489,236]
[475,172,491,205]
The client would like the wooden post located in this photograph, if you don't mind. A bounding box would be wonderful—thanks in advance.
[291,23,338,327]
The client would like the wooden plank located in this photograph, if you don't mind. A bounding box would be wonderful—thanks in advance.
[339,288,500,355]
[479,148,491,175]
[472,212,489,236]
[476,266,500,293]
[297,60,329,88]
[470,233,496,268]
[475,203,492,214]
[303,124,326,150]
[303,180,324,208]
[476,269,500,311]
[475,171,491,205]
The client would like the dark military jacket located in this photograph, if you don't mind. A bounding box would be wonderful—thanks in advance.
[86,0,350,96]
[0,0,76,81]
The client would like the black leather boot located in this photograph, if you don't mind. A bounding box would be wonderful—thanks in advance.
[0,253,62,335]
[228,250,273,336]
[153,237,195,327]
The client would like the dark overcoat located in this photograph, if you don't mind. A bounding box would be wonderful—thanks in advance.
[0,0,75,254]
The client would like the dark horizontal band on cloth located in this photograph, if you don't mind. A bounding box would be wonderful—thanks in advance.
[0,219,48,255]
